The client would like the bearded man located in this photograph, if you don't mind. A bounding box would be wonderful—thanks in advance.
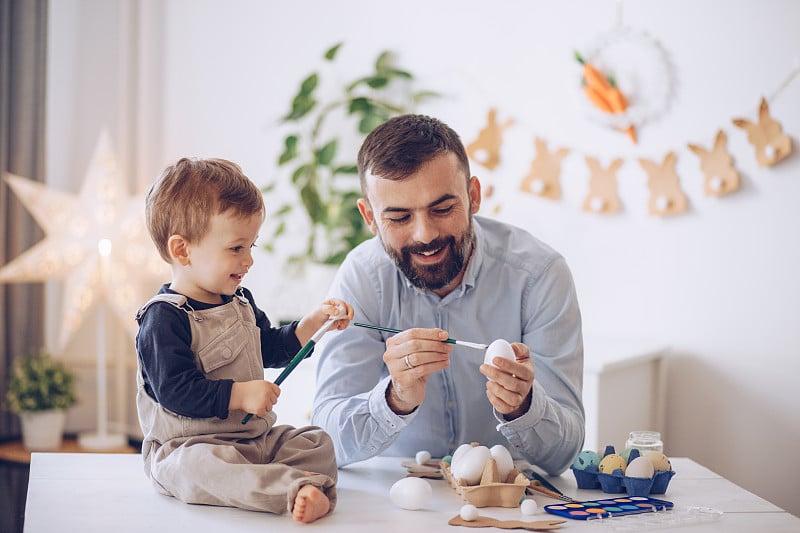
[311,114,584,476]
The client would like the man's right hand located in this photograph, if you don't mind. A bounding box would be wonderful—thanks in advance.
[382,327,453,414]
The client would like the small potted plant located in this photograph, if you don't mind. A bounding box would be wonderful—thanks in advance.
[5,351,77,451]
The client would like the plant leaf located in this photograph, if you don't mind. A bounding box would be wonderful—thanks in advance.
[300,184,326,224]
[334,165,359,175]
[375,50,393,72]
[315,139,337,165]
[324,42,343,61]
[365,76,389,89]
[278,135,299,165]
[291,164,314,185]
[348,97,371,114]
[284,95,317,121]
[387,68,412,79]
[300,73,319,96]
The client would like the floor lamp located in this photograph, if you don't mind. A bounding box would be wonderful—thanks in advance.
[78,238,127,450]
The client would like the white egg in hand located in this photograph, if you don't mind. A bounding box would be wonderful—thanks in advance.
[484,339,515,367]
[389,477,432,510]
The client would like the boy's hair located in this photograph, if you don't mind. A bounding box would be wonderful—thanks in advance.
[357,114,471,194]
[145,157,265,263]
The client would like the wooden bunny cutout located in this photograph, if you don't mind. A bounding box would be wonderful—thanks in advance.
[520,137,570,200]
[582,156,623,214]
[732,97,792,166]
[687,130,741,196]
[466,108,515,171]
[639,151,688,216]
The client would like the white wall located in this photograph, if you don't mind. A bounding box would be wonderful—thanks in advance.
[46,0,800,516]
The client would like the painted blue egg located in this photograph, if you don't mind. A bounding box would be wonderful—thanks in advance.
[572,450,601,470]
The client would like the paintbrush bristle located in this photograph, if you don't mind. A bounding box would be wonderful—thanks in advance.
[456,340,488,350]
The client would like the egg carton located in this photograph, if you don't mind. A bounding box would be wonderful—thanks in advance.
[441,457,530,507]
[571,446,676,497]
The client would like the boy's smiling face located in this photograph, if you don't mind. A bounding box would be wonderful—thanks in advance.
[169,210,263,304]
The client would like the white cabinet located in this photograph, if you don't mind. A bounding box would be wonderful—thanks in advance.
[581,337,668,453]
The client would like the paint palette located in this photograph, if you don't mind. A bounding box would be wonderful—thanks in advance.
[544,496,673,520]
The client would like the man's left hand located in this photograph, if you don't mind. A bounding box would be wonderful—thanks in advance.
[479,342,534,420]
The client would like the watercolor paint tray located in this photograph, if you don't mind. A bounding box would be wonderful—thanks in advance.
[544,496,673,520]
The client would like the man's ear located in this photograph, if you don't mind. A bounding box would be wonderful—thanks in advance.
[167,234,191,266]
[468,176,482,214]
[357,198,378,235]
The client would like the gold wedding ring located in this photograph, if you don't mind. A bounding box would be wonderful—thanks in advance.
[404,355,414,370]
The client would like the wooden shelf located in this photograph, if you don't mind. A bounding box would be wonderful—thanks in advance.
[0,437,136,465]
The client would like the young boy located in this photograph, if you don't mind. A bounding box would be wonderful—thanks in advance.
[135,157,352,523]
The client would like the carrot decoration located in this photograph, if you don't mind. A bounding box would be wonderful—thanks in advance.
[575,51,636,143]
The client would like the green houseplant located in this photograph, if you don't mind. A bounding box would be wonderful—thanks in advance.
[6,351,77,450]
[263,42,438,267]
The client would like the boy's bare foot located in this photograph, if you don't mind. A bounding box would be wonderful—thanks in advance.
[292,484,331,523]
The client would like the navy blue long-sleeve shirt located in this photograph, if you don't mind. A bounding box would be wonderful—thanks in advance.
[135,285,302,419]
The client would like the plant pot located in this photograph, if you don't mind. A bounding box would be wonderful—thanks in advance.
[20,409,67,451]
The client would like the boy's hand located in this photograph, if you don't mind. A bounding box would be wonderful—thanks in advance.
[295,298,354,344]
[230,380,280,416]
[322,298,354,331]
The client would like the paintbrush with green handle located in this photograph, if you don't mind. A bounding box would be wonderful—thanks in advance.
[241,314,343,424]
[353,322,487,350]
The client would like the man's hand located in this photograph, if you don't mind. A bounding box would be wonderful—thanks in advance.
[480,342,534,420]
[383,328,453,415]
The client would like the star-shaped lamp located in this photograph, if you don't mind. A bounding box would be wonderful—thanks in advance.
[0,131,167,349]
[1,132,167,449]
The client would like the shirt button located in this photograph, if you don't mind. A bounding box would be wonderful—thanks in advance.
[447,401,453,408]
[221,347,232,359]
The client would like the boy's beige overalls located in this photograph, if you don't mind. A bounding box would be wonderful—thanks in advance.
[135,292,337,514]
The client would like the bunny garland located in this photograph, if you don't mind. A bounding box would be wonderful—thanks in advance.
[639,152,689,216]
[582,157,624,214]
[732,97,793,167]
[464,95,793,218]
[519,137,570,200]
[687,130,741,197]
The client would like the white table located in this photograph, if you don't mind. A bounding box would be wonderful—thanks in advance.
[25,454,799,532]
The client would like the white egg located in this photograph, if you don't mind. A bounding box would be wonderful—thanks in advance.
[484,339,515,368]
[389,477,432,510]
[451,443,474,471]
[521,498,538,515]
[626,456,655,479]
[452,445,491,485]
[415,450,432,465]
[460,504,480,521]
[489,444,514,482]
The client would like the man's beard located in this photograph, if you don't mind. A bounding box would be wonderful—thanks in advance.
[380,220,475,292]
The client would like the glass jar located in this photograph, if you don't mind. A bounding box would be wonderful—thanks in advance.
[625,430,663,453]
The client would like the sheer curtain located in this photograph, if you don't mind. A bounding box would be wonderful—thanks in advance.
[1,1,48,532]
